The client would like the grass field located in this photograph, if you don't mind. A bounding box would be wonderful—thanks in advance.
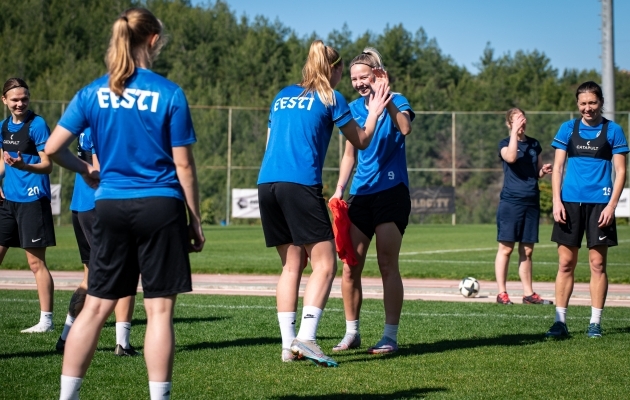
[2,224,629,283]
[1,290,630,399]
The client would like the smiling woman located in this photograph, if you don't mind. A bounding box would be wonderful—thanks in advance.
[0,77,56,334]
[547,81,630,340]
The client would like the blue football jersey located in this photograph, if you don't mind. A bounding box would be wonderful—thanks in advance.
[258,85,354,186]
[552,119,629,203]
[0,112,51,202]
[58,68,196,201]
[349,94,415,195]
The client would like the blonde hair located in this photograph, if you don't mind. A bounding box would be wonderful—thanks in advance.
[105,8,165,96]
[349,47,384,70]
[505,107,525,128]
[299,40,342,107]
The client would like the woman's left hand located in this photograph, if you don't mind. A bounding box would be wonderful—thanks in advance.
[541,163,552,175]
[3,151,26,171]
[598,205,615,228]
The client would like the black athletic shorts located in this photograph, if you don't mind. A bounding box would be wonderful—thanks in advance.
[551,202,618,248]
[0,198,56,248]
[72,209,96,264]
[87,197,192,299]
[258,182,334,247]
[347,183,411,240]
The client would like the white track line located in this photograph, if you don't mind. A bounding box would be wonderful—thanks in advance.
[4,299,630,322]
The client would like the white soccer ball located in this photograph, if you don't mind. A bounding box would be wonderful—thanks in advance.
[459,277,480,298]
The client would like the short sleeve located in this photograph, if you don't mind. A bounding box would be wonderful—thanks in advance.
[610,124,630,155]
[58,89,89,136]
[169,88,196,147]
[332,91,353,128]
[392,94,415,121]
[497,138,508,159]
[30,116,51,152]
[552,121,572,151]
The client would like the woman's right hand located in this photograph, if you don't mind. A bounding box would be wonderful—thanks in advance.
[81,164,100,189]
[553,199,566,224]
[511,114,526,135]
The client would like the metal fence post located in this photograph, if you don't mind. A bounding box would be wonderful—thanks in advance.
[451,112,456,226]
[57,102,66,226]
[226,108,232,226]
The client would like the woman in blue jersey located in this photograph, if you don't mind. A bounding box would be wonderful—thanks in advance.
[56,128,137,357]
[258,40,391,367]
[330,48,413,355]
[494,108,553,306]
[0,77,56,333]
[546,81,628,339]
[45,8,204,400]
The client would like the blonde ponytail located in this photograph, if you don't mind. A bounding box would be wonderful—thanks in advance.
[349,47,384,70]
[299,40,342,107]
[105,8,165,96]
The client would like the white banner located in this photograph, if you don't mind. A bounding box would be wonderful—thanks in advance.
[231,188,260,218]
[615,188,630,218]
[50,184,61,216]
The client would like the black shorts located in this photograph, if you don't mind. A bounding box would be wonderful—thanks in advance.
[72,209,96,264]
[258,182,334,247]
[87,197,192,299]
[0,198,56,248]
[551,202,618,248]
[347,183,411,240]
[496,201,539,243]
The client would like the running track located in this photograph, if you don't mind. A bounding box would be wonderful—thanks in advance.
[2,270,630,307]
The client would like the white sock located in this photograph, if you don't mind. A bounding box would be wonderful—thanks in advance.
[555,307,567,323]
[277,312,296,349]
[116,322,131,348]
[296,306,322,341]
[383,324,399,342]
[149,381,172,400]
[59,375,82,400]
[590,307,603,324]
[40,311,53,326]
[60,315,75,341]
[346,320,359,334]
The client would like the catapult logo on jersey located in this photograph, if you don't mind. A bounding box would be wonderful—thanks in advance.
[3,135,19,145]
[273,96,315,112]
[97,88,159,112]
[577,140,599,151]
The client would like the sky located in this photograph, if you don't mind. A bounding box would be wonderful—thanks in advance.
[192,0,630,74]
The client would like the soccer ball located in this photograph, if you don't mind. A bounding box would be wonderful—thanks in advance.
[459,277,480,298]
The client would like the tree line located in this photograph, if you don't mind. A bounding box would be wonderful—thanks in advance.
[2,0,628,223]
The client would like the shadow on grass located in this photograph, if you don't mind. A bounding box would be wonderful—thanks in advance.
[271,387,447,399]
[179,336,278,352]
[338,332,547,364]
[103,315,229,328]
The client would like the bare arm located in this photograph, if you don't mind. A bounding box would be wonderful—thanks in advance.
[598,153,627,227]
[45,125,99,188]
[330,140,357,201]
[0,150,4,199]
[386,103,412,136]
[173,145,205,252]
[3,150,53,174]
[551,148,567,223]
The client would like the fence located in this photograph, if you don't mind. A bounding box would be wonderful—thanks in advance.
[12,102,630,225]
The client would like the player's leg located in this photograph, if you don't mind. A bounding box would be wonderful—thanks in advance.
[333,223,369,352]
[495,241,515,304]
[545,244,578,338]
[60,295,117,398]
[143,296,176,385]
[586,245,608,337]
[518,243,534,296]
[114,295,137,355]
[21,247,54,333]
[58,265,89,352]
[368,221,404,354]
[275,243,306,361]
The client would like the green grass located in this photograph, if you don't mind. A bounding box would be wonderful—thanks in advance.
[1,290,630,399]
[2,224,629,283]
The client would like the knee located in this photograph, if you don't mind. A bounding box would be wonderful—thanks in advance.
[377,257,399,279]
[589,262,606,276]
[558,259,576,274]
[28,259,47,274]
[519,247,533,260]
